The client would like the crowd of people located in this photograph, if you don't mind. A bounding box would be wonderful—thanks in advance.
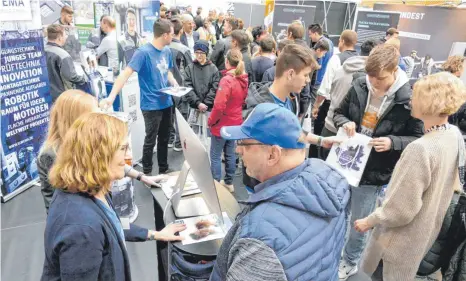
[37,4,466,281]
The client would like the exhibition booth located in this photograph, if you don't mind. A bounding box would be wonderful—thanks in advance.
[1,0,466,280]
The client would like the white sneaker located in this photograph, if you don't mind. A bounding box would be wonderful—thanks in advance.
[220,180,235,193]
[339,260,358,280]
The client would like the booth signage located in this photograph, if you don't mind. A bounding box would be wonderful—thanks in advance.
[0,0,51,201]
[354,10,400,46]
[374,3,466,61]
[272,4,316,44]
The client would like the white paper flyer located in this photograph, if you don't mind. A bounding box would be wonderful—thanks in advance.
[326,128,373,187]
[160,87,192,97]
[160,174,201,198]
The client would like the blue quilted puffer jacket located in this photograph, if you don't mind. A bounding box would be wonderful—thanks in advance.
[211,158,350,281]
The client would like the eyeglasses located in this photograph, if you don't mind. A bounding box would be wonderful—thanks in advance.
[120,144,130,154]
[195,51,206,56]
[236,140,265,146]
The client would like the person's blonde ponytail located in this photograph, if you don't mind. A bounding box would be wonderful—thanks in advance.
[234,61,245,76]
[226,49,245,77]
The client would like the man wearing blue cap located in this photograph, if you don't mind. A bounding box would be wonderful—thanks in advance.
[210,103,351,281]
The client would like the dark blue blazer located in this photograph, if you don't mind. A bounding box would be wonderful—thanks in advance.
[41,189,148,281]
[181,31,200,48]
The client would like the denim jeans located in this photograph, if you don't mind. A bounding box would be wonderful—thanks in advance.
[171,97,189,147]
[210,136,236,185]
[141,107,173,174]
[343,184,381,266]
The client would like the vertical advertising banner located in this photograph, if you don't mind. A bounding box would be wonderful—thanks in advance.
[264,0,275,33]
[140,0,160,37]
[272,4,316,44]
[355,11,400,46]
[0,0,52,201]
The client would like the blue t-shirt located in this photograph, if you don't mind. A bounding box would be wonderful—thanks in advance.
[271,93,293,112]
[128,43,174,111]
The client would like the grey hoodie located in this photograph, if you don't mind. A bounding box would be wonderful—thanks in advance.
[325,56,367,133]
[365,69,409,119]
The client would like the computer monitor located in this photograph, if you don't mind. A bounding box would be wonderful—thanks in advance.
[172,109,223,224]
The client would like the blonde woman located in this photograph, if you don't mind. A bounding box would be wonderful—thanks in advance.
[42,113,186,280]
[443,55,465,78]
[354,72,466,281]
[38,90,166,212]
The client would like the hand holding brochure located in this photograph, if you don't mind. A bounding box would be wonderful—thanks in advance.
[325,128,373,187]
[160,86,192,97]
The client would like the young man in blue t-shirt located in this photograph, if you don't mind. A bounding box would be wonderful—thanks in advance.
[101,19,179,175]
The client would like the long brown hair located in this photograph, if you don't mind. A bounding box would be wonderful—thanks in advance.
[226,49,245,77]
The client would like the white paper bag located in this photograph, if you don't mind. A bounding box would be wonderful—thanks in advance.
[325,128,373,187]
[188,109,210,151]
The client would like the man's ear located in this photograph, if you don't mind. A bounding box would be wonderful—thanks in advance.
[267,145,282,166]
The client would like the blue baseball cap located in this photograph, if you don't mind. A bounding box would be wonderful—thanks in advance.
[220,103,306,149]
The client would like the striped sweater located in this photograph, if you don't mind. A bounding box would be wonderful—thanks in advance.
[361,128,464,280]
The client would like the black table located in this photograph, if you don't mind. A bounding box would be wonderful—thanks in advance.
[150,173,241,280]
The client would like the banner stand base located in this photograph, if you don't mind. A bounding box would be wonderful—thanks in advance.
[1,179,39,203]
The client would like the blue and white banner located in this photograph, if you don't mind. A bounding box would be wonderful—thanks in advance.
[0,27,52,199]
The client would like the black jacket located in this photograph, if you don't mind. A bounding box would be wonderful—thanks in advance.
[444,239,466,281]
[180,31,200,48]
[262,66,311,116]
[450,102,466,134]
[333,76,424,186]
[214,20,224,40]
[241,47,255,85]
[183,61,220,110]
[418,193,466,277]
[210,36,232,71]
[252,56,274,83]
[169,39,193,86]
[45,42,87,102]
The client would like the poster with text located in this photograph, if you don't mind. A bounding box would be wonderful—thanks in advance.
[272,4,316,44]
[374,4,466,61]
[0,0,51,200]
[140,0,160,37]
[0,0,32,21]
[355,11,400,46]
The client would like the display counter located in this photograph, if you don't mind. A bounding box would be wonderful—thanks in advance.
[149,172,241,280]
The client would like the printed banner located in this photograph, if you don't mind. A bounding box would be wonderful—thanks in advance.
[374,4,466,61]
[0,30,52,197]
[272,4,316,44]
[0,0,32,21]
[1,0,51,200]
[355,11,400,46]
[140,0,160,37]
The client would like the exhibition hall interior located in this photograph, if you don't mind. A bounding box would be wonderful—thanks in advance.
[2,0,466,280]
